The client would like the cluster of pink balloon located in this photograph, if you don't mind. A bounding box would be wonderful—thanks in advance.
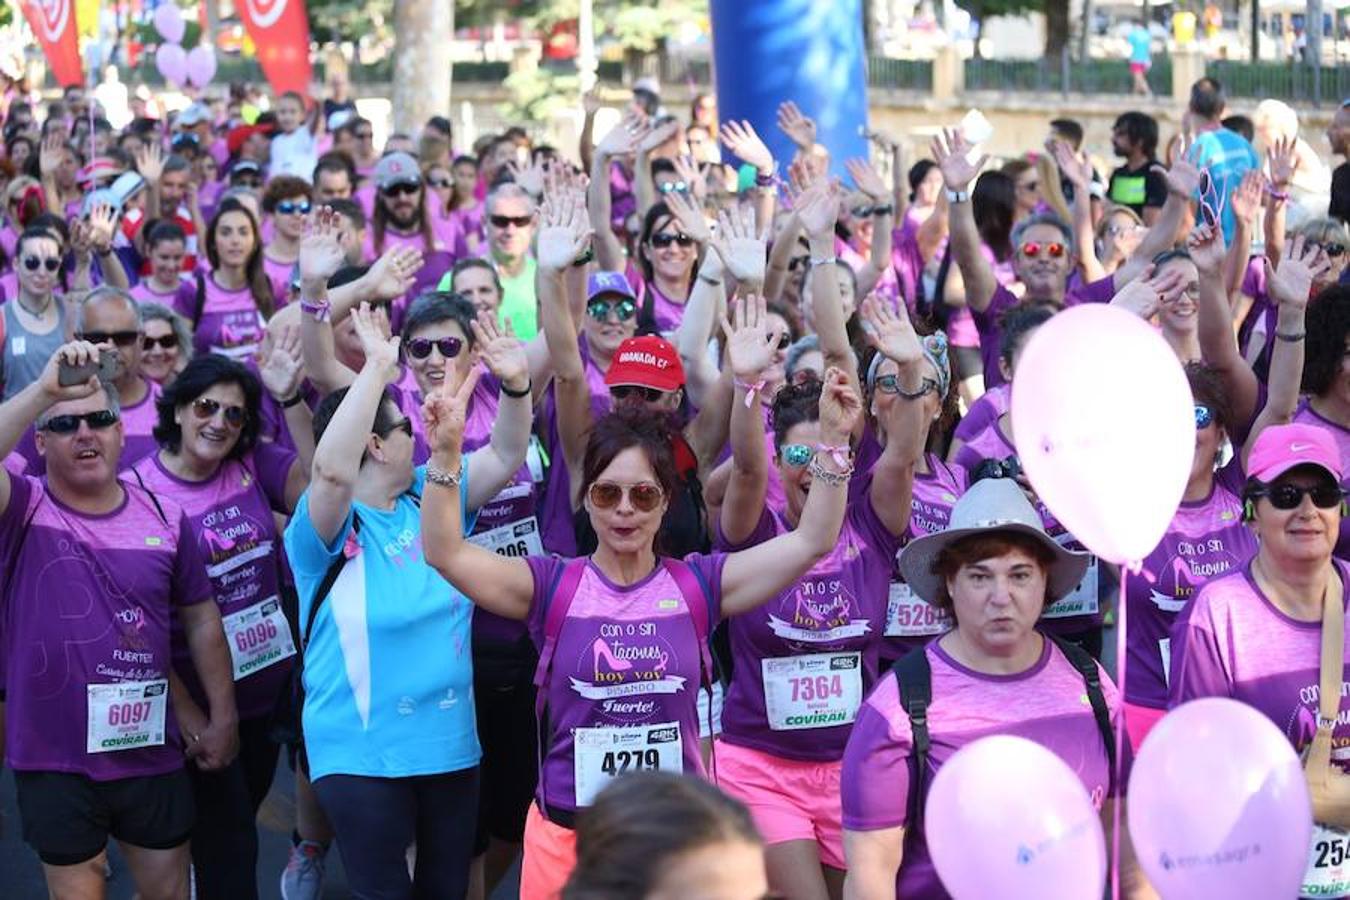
[919,305,1313,899]
[153,4,216,90]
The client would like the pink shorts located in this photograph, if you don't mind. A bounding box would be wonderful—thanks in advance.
[520,803,577,900]
[713,740,846,869]
[1124,702,1166,751]
[1130,61,1150,75]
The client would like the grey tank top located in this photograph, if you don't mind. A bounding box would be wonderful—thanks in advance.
[2,300,67,401]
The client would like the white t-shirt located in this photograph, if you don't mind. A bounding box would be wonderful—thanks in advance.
[269,128,319,183]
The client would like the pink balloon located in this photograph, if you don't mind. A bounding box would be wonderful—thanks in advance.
[1011,304,1193,565]
[153,4,186,45]
[1128,698,1311,899]
[926,735,1106,899]
[185,45,217,88]
[156,43,187,87]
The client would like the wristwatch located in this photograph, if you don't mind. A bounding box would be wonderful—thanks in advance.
[945,189,969,204]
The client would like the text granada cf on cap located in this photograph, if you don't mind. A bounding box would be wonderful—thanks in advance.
[604,335,685,392]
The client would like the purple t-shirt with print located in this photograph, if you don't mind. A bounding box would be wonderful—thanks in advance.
[623,260,687,333]
[132,443,296,720]
[1170,559,1350,767]
[1126,460,1256,709]
[1292,402,1350,561]
[976,275,1116,390]
[0,475,214,779]
[714,482,901,761]
[951,384,1010,446]
[538,339,612,557]
[262,255,297,310]
[176,276,266,361]
[525,553,726,816]
[15,378,162,477]
[842,639,1124,899]
[130,278,196,310]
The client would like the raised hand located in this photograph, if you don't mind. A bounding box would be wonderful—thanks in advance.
[1110,263,1187,319]
[596,112,652,160]
[710,204,769,286]
[859,294,922,367]
[817,366,863,443]
[38,341,106,402]
[581,87,602,116]
[1266,234,1332,308]
[1230,169,1266,227]
[1184,221,1228,275]
[86,203,116,255]
[662,189,713,246]
[1157,137,1202,198]
[470,312,529,390]
[930,127,987,193]
[68,218,92,260]
[259,324,306,400]
[1048,139,1092,189]
[536,189,594,272]
[845,158,889,203]
[39,133,64,177]
[351,302,401,379]
[135,143,164,184]
[421,357,482,458]
[638,117,680,156]
[298,206,348,286]
[788,161,842,239]
[777,100,817,150]
[507,159,547,198]
[1267,135,1299,189]
[366,244,423,302]
[720,120,774,173]
[671,154,707,203]
[720,293,787,382]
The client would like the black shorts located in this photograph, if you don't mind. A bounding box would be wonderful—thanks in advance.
[473,636,539,853]
[14,768,194,866]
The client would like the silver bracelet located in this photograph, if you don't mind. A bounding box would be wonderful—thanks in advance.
[807,455,853,487]
[425,465,462,488]
[810,255,838,268]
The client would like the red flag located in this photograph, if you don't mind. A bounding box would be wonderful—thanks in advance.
[238,0,312,96]
[22,0,83,88]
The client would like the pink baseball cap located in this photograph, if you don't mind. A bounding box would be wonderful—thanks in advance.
[1247,423,1342,484]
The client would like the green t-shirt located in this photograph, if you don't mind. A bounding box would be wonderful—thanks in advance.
[437,257,538,340]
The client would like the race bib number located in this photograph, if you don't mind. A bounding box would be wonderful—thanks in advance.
[885,582,951,638]
[222,597,296,681]
[86,679,168,754]
[1304,823,1350,898]
[468,516,543,559]
[573,722,683,807]
[762,652,862,731]
[1043,535,1099,619]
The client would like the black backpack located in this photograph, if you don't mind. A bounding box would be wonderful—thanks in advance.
[891,635,1116,836]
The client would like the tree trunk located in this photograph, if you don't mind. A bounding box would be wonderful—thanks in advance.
[391,0,452,135]
[1044,0,1070,57]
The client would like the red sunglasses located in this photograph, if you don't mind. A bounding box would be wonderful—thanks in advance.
[1019,241,1066,259]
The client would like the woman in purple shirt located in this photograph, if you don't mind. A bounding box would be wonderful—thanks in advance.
[422,362,862,900]
[259,176,311,308]
[185,198,275,360]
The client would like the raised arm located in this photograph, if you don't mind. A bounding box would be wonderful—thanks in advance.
[579,88,601,174]
[719,294,782,545]
[931,128,995,314]
[720,367,857,616]
[793,165,854,373]
[720,120,779,235]
[765,209,804,303]
[1050,141,1105,283]
[1116,145,1202,287]
[135,143,164,225]
[847,157,896,299]
[421,363,534,620]
[463,313,533,511]
[634,118,679,219]
[589,112,650,273]
[1188,222,1261,429]
[257,324,315,507]
[297,208,360,393]
[38,134,65,212]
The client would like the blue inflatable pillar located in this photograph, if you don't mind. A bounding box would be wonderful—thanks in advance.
[710,0,869,176]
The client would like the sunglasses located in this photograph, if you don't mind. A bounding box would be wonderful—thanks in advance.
[233,176,263,188]
[378,415,414,439]
[874,374,937,397]
[1251,483,1346,511]
[611,384,665,403]
[489,214,533,229]
[142,334,180,351]
[1309,240,1348,259]
[974,455,1024,482]
[658,181,690,194]
[787,255,811,272]
[780,443,815,468]
[588,481,665,512]
[78,330,140,348]
[587,298,637,322]
[427,177,452,189]
[383,182,421,198]
[192,397,248,428]
[406,336,464,360]
[1019,241,1066,259]
[41,409,119,434]
[276,200,312,216]
[851,205,883,218]
[1194,404,1214,429]
[650,232,695,249]
[23,255,60,272]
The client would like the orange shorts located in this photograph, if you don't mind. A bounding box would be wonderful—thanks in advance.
[520,802,577,900]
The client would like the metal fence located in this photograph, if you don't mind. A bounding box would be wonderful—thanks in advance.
[1209,58,1350,104]
[868,57,934,91]
[963,52,1171,97]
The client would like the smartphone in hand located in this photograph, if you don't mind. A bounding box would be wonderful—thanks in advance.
[58,348,117,386]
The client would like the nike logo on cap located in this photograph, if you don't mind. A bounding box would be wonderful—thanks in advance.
[1290,443,1315,452]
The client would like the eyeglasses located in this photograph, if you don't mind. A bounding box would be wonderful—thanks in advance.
[427,177,452,189]
[143,333,180,351]
[874,374,937,397]
[650,232,696,249]
[1194,404,1214,429]
[780,443,815,467]
[1308,240,1348,258]
[658,181,690,195]
[382,182,421,198]
[587,298,637,322]
[276,200,312,216]
[78,330,141,348]
[1250,483,1346,511]
[489,214,533,229]
[377,415,414,439]
[588,481,665,512]
[1019,241,1066,259]
[23,255,60,272]
[611,384,665,403]
[973,455,1024,482]
[406,336,464,360]
[41,409,119,434]
[851,205,883,218]
[192,397,248,428]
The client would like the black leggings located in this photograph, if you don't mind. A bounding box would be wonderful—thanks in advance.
[313,767,480,900]
[189,715,281,900]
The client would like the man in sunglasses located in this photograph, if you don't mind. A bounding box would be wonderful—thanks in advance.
[479,183,538,340]
[367,151,442,278]
[0,339,237,900]
[2,228,69,402]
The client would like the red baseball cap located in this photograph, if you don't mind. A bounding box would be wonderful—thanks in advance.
[1248,423,1342,484]
[604,335,685,392]
[227,122,274,157]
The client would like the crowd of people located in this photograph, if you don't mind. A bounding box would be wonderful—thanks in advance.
[0,67,1349,900]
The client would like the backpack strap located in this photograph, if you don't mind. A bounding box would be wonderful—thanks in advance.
[302,515,361,650]
[128,467,170,528]
[191,271,207,330]
[891,647,933,835]
[1047,634,1117,797]
[660,557,715,690]
[533,557,588,692]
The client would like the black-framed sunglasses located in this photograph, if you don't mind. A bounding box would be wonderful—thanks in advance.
[41,409,119,434]
[650,232,695,249]
[23,255,60,272]
[1250,483,1346,511]
[276,200,312,216]
[489,214,533,229]
[427,177,452,189]
[611,384,665,403]
[1308,240,1347,259]
[406,336,464,360]
[587,298,637,322]
[377,415,414,439]
[192,397,248,428]
[382,181,421,198]
[787,254,811,272]
[143,334,180,351]
[78,330,140,348]
[851,205,881,218]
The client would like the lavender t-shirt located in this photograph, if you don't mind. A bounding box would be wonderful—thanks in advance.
[842,639,1123,899]
[951,385,1009,446]
[538,340,612,556]
[624,260,687,333]
[1126,460,1256,709]
[132,443,296,720]
[262,254,297,310]
[1292,402,1350,561]
[714,481,901,761]
[176,276,266,361]
[0,475,214,779]
[130,278,196,310]
[525,553,726,816]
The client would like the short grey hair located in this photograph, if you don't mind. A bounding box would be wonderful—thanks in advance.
[1011,213,1075,256]
[486,181,537,217]
[140,302,195,365]
[35,380,120,431]
[76,286,141,334]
